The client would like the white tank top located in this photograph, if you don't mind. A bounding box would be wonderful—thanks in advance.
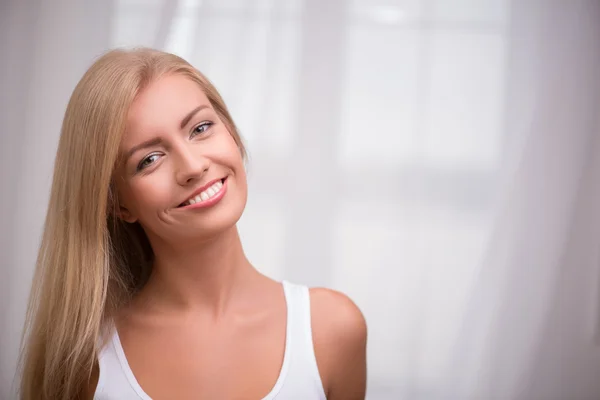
[94,281,327,399]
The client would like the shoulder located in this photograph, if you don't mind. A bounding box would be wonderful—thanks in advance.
[309,287,367,341]
[309,287,367,399]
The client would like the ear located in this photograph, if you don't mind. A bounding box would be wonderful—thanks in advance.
[116,205,138,223]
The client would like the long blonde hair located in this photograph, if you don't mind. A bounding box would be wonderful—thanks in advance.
[19,48,246,400]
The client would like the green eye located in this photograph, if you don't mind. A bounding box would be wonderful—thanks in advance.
[191,122,212,137]
[137,153,161,171]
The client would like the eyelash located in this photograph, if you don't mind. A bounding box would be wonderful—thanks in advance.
[136,153,161,172]
[191,121,213,138]
[135,121,214,172]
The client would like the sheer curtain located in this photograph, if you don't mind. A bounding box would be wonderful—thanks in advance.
[1,0,599,399]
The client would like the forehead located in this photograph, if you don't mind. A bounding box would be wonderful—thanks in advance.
[125,74,210,135]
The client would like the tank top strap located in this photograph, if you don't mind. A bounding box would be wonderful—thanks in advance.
[280,281,327,399]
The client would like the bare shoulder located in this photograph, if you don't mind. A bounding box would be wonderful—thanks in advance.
[309,287,367,400]
[310,287,367,341]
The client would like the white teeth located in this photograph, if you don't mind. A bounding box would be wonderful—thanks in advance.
[183,180,225,206]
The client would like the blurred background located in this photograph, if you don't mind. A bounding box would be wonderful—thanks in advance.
[1,0,600,399]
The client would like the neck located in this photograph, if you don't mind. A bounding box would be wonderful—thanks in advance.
[139,226,259,316]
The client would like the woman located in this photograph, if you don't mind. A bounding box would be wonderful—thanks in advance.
[19,48,367,399]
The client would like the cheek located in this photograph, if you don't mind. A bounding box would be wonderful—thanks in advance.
[210,130,245,171]
[220,132,246,170]
[229,149,247,190]
[215,135,247,205]
[120,172,174,215]
[231,158,248,208]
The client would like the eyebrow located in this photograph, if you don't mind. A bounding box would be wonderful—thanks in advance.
[180,105,209,129]
[123,105,209,163]
[124,137,163,163]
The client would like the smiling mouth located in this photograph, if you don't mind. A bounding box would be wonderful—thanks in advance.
[178,178,226,208]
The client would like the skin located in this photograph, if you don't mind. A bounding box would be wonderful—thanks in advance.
[87,74,367,399]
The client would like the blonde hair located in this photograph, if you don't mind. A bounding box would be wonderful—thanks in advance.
[19,48,246,400]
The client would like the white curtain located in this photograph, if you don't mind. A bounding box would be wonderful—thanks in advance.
[1,0,599,399]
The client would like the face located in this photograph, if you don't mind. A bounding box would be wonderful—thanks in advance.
[114,74,247,244]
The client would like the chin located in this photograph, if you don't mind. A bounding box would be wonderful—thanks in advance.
[177,196,246,241]
[195,213,242,239]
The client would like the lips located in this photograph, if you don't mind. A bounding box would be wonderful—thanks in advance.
[178,177,227,208]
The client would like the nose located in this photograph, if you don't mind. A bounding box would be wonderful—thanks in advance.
[174,145,210,186]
